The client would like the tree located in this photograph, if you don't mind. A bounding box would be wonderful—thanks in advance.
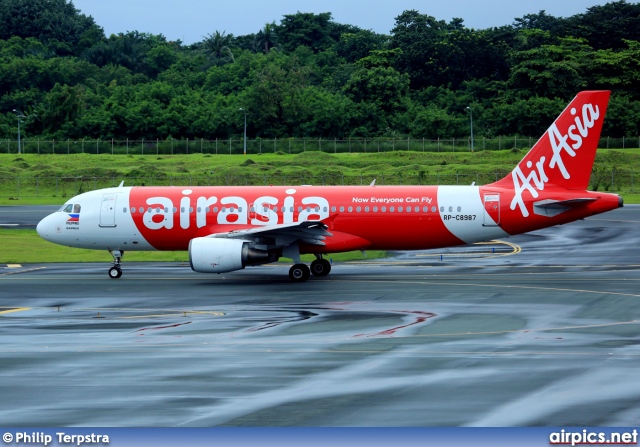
[202,31,235,65]
[507,36,593,98]
[513,10,566,34]
[245,54,310,136]
[564,0,640,50]
[390,10,446,89]
[335,30,388,63]
[84,31,174,78]
[589,39,640,98]
[257,22,278,53]
[410,105,464,138]
[0,0,103,55]
[276,12,337,53]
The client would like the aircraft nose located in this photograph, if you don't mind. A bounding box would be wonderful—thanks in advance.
[36,215,52,240]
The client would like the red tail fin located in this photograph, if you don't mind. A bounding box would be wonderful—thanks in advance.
[493,91,610,192]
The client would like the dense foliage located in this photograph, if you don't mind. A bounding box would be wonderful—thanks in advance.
[1,0,640,140]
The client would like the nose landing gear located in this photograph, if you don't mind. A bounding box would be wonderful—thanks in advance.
[108,249,123,279]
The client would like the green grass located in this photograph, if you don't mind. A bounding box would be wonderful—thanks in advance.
[1,149,639,204]
[0,228,386,264]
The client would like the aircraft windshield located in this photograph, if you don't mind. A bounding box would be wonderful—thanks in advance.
[60,204,75,213]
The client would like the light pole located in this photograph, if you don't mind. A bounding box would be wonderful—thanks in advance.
[466,106,474,152]
[13,109,24,154]
[239,107,246,155]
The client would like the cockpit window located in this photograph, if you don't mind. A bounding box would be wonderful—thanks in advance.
[62,204,73,213]
[73,204,81,213]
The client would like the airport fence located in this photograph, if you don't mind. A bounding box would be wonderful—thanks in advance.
[0,170,636,199]
[1,136,640,155]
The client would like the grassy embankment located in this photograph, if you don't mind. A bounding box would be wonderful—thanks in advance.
[1,149,638,204]
[1,149,638,264]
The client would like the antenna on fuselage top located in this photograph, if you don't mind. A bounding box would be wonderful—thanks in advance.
[118,181,125,188]
[370,179,376,186]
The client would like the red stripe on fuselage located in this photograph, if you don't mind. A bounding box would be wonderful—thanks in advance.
[128,186,464,252]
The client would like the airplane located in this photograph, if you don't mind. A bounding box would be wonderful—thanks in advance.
[36,90,622,281]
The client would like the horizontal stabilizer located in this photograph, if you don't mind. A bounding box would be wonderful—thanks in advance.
[533,198,597,217]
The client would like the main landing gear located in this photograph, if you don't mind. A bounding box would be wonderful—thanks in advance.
[108,249,123,279]
[288,256,331,282]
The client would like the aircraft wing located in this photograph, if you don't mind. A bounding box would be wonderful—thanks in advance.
[208,221,333,247]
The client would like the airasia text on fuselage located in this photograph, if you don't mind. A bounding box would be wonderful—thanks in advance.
[138,188,330,231]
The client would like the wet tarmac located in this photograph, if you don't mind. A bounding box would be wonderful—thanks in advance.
[1,206,639,426]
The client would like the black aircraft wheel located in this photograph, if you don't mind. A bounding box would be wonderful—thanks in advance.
[108,267,122,279]
[289,263,310,282]
[310,259,331,277]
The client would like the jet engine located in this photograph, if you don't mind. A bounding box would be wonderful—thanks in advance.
[188,237,277,273]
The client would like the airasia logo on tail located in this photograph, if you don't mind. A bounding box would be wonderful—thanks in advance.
[511,102,601,217]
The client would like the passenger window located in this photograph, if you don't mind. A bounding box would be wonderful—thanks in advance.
[382,206,386,212]
[205,207,210,213]
[356,206,361,212]
[340,206,344,212]
[290,207,293,212]
[423,206,428,213]
[181,207,185,213]
[432,206,437,213]
[323,207,328,212]
[457,206,461,212]
[155,207,161,213]
[173,207,177,213]
[239,207,243,212]
[415,206,419,212]
[197,207,201,213]
[348,206,353,212]
[331,206,336,213]
[298,206,302,212]
[440,206,444,212]
[449,206,453,212]
[147,207,152,213]
[221,207,226,212]
[213,207,218,212]
[189,207,194,213]
[406,206,411,213]
[373,206,378,212]
[365,206,370,212]
[398,206,403,212]
[139,207,144,213]
[390,206,394,212]
[123,207,127,213]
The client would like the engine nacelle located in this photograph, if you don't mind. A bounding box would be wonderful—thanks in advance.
[188,237,276,273]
